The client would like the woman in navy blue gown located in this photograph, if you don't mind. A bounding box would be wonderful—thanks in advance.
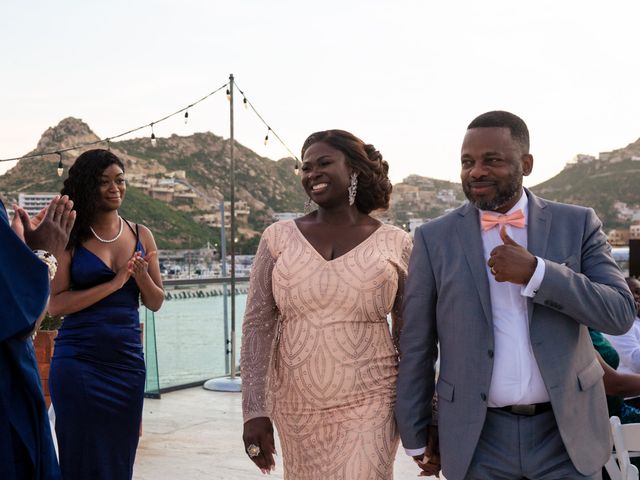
[49,149,164,479]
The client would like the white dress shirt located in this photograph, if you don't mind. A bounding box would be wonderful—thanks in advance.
[604,317,640,375]
[481,192,548,407]
[405,191,547,457]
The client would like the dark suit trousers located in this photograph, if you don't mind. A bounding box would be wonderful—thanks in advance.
[465,409,601,480]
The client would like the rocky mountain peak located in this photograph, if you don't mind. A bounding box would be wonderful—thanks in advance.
[36,117,100,152]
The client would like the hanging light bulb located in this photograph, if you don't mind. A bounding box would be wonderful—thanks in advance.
[226,89,231,101]
[56,152,64,177]
[106,139,111,151]
[243,97,248,109]
[184,111,189,124]
[150,124,157,147]
[264,127,270,146]
[294,161,300,176]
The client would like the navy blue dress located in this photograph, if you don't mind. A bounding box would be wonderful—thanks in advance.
[50,226,145,480]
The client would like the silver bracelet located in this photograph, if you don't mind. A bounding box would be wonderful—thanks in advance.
[33,249,58,281]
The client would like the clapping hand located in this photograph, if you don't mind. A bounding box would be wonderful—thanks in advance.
[11,205,47,241]
[11,195,75,258]
[129,250,157,278]
[487,226,537,285]
[112,260,133,289]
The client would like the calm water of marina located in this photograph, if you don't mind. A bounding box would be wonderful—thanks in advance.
[145,284,247,389]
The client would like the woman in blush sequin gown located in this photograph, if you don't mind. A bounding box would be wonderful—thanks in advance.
[241,130,412,480]
[48,149,164,480]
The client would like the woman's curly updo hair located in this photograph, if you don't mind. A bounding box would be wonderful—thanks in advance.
[61,149,125,249]
[301,130,392,214]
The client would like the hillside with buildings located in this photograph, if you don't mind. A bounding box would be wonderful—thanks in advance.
[531,138,640,243]
[2,117,639,249]
[384,174,466,230]
[375,141,640,241]
[0,118,305,249]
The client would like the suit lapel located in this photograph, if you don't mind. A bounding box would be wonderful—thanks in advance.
[457,204,493,325]
[526,190,551,321]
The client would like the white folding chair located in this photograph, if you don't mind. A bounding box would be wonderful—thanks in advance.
[609,416,640,480]
[606,454,624,480]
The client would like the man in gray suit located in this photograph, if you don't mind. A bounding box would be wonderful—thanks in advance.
[396,111,636,480]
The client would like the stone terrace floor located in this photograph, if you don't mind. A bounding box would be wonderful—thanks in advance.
[133,386,441,479]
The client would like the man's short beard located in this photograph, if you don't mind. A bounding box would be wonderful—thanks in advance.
[463,176,522,212]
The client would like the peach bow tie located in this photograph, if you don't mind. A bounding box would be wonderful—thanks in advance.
[480,209,526,231]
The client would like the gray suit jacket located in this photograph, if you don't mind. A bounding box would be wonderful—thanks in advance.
[395,190,636,480]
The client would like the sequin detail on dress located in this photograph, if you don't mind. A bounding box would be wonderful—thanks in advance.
[241,220,412,480]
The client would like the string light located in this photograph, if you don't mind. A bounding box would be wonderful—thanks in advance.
[233,81,300,175]
[294,161,300,176]
[56,152,64,177]
[0,79,299,179]
[0,82,229,166]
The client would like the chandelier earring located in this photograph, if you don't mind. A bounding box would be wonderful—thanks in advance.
[348,172,358,206]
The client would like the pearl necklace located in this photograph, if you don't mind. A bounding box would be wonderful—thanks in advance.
[90,216,124,243]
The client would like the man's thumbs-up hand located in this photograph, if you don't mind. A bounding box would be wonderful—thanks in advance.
[488,225,537,285]
[499,225,519,247]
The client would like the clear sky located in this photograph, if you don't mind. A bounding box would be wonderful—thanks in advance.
[1,0,639,186]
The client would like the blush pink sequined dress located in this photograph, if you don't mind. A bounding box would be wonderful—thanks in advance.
[241,220,412,480]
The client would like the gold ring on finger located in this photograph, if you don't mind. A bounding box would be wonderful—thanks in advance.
[491,266,497,275]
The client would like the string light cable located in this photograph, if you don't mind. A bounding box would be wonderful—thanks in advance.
[233,81,301,174]
[0,82,230,164]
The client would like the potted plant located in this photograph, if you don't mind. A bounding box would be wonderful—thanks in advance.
[33,312,62,408]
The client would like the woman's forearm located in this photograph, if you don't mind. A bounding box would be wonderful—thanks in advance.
[49,280,120,316]
[135,273,164,312]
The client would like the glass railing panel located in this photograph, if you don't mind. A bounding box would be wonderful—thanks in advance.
[141,307,161,398]
[144,279,248,391]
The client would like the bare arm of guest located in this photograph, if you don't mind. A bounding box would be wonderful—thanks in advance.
[48,248,134,316]
[597,352,640,398]
[129,225,164,312]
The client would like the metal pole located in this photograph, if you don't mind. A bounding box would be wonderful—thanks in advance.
[219,201,229,375]
[229,73,237,379]
[202,75,241,392]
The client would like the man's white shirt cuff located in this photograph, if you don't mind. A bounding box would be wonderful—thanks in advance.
[521,256,545,298]
[405,447,426,457]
